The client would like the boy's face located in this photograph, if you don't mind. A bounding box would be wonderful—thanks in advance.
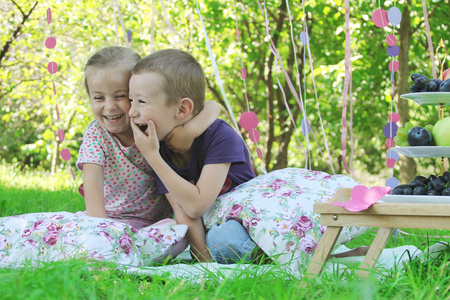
[87,68,133,142]
[128,72,179,141]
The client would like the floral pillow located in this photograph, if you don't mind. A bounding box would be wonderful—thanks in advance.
[0,212,187,268]
[202,167,367,275]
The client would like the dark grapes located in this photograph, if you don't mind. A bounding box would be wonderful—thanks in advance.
[411,73,423,81]
[408,72,449,93]
[391,173,450,197]
[440,79,450,92]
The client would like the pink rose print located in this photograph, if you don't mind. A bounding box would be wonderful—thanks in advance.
[277,220,293,234]
[130,227,138,234]
[60,221,78,233]
[142,227,161,241]
[242,218,250,231]
[298,236,318,254]
[98,231,113,243]
[296,215,314,232]
[97,223,108,228]
[268,179,287,191]
[22,229,32,238]
[276,188,293,198]
[43,231,60,246]
[47,223,63,232]
[50,214,64,221]
[249,205,262,215]
[23,239,37,249]
[285,241,295,252]
[319,225,327,235]
[32,219,51,232]
[62,233,77,245]
[250,217,261,227]
[118,232,133,254]
[228,204,244,219]
[88,251,105,260]
[0,235,7,249]
[283,209,296,219]
[262,192,275,198]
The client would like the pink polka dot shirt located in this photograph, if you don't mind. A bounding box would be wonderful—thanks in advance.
[76,120,173,226]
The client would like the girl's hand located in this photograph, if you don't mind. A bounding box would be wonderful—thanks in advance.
[130,119,160,157]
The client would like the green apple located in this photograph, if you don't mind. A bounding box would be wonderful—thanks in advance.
[432,116,450,146]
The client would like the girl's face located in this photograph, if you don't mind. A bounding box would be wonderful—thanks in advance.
[87,67,134,146]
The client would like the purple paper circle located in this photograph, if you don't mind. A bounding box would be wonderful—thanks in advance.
[249,129,260,143]
[127,29,132,42]
[386,177,399,189]
[389,112,400,123]
[389,60,399,72]
[384,122,398,138]
[388,7,402,26]
[386,34,397,46]
[239,111,259,131]
[372,9,389,28]
[45,37,56,49]
[387,149,399,161]
[301,118,311,136]
[60,148,71,161]
[300,31,309,45]
[387,45,400,57]
[47,62,59,74]
[256,147,263,160]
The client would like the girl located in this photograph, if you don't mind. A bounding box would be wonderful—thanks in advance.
[76,46,221,229]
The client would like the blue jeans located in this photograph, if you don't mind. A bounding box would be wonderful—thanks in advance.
[206,219,257,264]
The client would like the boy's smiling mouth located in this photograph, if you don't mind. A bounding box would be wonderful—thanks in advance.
[137,123,148,133]
[104,114,125,122]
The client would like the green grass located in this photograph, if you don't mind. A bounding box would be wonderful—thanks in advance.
[2,163,450,299]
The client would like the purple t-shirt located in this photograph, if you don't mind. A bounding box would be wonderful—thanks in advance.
[155,119,256,195]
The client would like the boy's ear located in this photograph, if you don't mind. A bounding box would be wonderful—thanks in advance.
[176,98,194,120]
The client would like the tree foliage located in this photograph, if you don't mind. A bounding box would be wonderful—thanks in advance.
[1,0,449,183]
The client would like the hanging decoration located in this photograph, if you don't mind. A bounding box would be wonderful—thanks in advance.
[372,4,402,189]
[45,6,78,192]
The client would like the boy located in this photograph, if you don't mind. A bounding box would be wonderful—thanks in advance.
[128,49,260,263]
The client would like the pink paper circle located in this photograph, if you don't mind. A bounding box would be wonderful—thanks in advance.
[386,138,394,149]
[60,148,71,161]
[45,37,56,49]
[47,62,59,74]
[388,112,400,123]
[240,67,247,80]
[388,7,402,26]
[386,158,396,168]
[372,9,389,28]
[386,34,397,46]
[78,183,85,198]
[47,8,52,24]
[389,60,399,72]
[256,147,263,160]
[249,129,260,143]
[57,128,65,142]
[239,111,259,131]
[386,177,399,189]
[52,81,57,95]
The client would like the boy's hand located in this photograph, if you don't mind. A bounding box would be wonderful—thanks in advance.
[165,125,194,154]
[130,119,160,155]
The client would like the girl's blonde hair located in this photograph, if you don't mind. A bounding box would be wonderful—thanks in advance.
[84,46,141,94]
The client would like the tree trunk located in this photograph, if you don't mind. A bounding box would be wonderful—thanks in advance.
[397,1,416,184]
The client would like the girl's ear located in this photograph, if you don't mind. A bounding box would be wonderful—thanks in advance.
[176,97,194,120]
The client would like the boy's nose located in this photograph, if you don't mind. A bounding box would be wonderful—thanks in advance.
[129,105,137,118]
[105,99,117,110]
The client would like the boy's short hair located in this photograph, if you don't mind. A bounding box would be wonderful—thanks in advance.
[133,49,205,114]
[84,46,141,94]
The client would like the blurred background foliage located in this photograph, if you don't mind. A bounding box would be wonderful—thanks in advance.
[1,0,449,186]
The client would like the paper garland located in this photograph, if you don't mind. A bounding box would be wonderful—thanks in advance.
[372,4,402,190]
[45,7,76,182]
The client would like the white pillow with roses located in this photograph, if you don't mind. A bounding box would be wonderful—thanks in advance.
[203,167,367,275]
[0,211,187,268]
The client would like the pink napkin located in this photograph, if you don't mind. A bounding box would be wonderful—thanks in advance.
[331,185,391,212]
